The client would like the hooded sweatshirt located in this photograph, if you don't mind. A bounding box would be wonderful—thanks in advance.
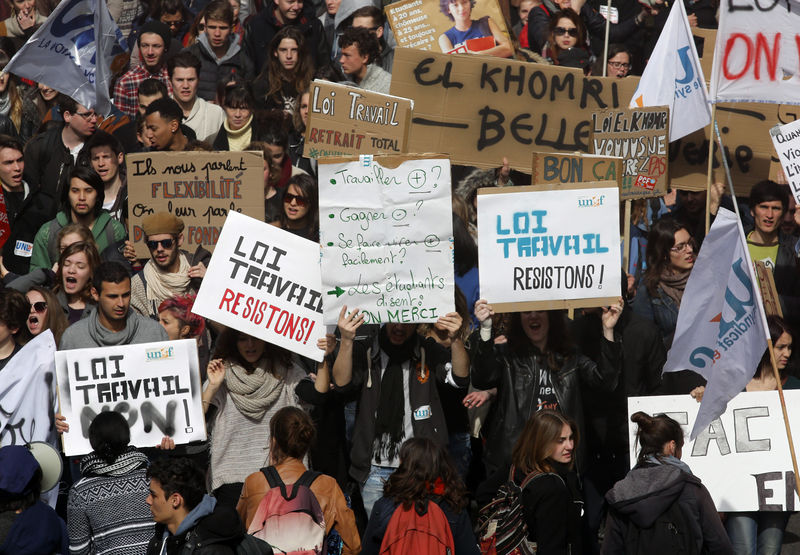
[186,34,253,101]
[602,462,733,555]
[60,308,169,350]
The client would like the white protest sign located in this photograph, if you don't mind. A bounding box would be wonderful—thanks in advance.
[192,211,326,361]
[318,155,454,325]
[770,120,800,205]
[477,183,621,311]
[629,392,800,512]
[55,339,204,456]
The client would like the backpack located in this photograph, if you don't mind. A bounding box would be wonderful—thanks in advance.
[379,499,456,555]
[236,534,275,555]
[621,491,700,555]
[476,466,556,555]
[246,466,326,555]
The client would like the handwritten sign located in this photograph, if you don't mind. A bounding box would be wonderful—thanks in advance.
[770,119,800,205]
[629,392,800,511]
[477,183,621,311]
[385,0,511,56]
[531,151,622,187]
[192,211,326,361]
[318,155,454,325]
[591,107,669,200]
[390,48,640,172]
[709,0,800,105]
[126,151,264,258]
[55,339,205,456]
[303,80,413,159]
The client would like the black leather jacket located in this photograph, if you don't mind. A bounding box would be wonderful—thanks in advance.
[472,335,621,475]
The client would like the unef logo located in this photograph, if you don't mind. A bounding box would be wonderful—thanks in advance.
[689,257,757,367]
[577,194,605,208]
[49,0,126,67]
[146,346,175,361]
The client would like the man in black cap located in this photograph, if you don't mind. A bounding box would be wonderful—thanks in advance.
[113,21,174,117]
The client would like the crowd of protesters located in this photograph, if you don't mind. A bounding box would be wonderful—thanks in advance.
[0,0,792,552]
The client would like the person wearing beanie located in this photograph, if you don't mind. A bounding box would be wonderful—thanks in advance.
[0,445,68,554]
[114,21,174,117]
[130,211,211,319]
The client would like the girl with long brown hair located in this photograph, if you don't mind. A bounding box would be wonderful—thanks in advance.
[361,437,478,554]
[53,240,100,324]
[252,26,313,114]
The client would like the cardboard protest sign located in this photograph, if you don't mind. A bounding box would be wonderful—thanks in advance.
[390,48,640,172]
[303,80,414,159]
[754,260,782,318]
[709,0,800,105]
[192,211,325,361]
[770,120,800,205]
[629,392,800,511]
[477,182,621,311]
[55,339,204,456]
[385,0,512,57]
[590,107,669,200]
[531,151,622,188]
[318,155,454,325]
[127,151,264,258]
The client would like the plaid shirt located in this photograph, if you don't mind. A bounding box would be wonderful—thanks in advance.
[113,65,173,117]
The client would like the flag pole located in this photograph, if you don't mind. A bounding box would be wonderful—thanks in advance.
[767,339,800,501]
[704,104,716,234]
[601,0,612,76]
[622,199,631,273]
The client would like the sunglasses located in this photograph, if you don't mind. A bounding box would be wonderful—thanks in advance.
[31,301,47,313]
[284,193,308,207]
[554,26,578,37]
[146,238,176,250]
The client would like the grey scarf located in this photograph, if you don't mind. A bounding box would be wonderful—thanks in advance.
[88,310,142,346]
[80,447,148,477]
[225,359,284,420]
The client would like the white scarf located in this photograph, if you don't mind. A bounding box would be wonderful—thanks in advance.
[143,254,191,304]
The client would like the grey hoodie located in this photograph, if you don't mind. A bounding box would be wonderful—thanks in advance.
[602,463,733,554]
[60,308,168,350]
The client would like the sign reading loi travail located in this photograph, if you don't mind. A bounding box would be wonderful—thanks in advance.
[318,155,454,325]
[126,151,264,258]
[55,339,205,456]
[477,183,621,312]
[304,80,413,159]
[629,392,800,512]
[590,106,669,200]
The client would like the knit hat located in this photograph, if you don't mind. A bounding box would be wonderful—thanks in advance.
[0,446,39,495]
[142,212,185,236]
[139,21,171,50]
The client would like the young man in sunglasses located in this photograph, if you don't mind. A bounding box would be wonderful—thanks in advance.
[130,212,210,319]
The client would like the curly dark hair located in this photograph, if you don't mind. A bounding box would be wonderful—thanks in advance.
[507,310,574,368]
[383,437,468,514]
[0,288,29,340]
[339,26,381,66]
[147,457,205,511]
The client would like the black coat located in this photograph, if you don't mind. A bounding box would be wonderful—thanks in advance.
[184,39,253,102]
[146,504,243,555]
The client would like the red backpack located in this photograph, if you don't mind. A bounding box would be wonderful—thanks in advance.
[379,499,456,555]
[246,466,326,555]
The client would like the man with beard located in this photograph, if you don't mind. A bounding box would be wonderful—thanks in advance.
[130,213,210,319]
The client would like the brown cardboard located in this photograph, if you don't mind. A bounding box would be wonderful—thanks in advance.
[390,47,781,196]
[318,152,448,168]
[590,106,669,200]
[754,260,783,318]
[127,151,264,259]
[531,151,622,188]
[303,80,413,159]
[385,0,512,56]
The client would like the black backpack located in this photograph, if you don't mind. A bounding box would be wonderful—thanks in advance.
[621,493,700,555]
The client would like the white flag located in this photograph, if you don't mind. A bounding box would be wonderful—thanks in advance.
[4,0,127,114]
[628,0,710,142]
[663,208,768,439]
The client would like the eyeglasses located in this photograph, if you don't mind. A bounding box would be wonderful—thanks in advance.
[670,239,696,253]
[161,18,184,28]
[31,301,47,313]
[284,193,308,207]
[608,61,631,70]
[554,26,578,37]
[74,111,98,121]
[146,238,176,250]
